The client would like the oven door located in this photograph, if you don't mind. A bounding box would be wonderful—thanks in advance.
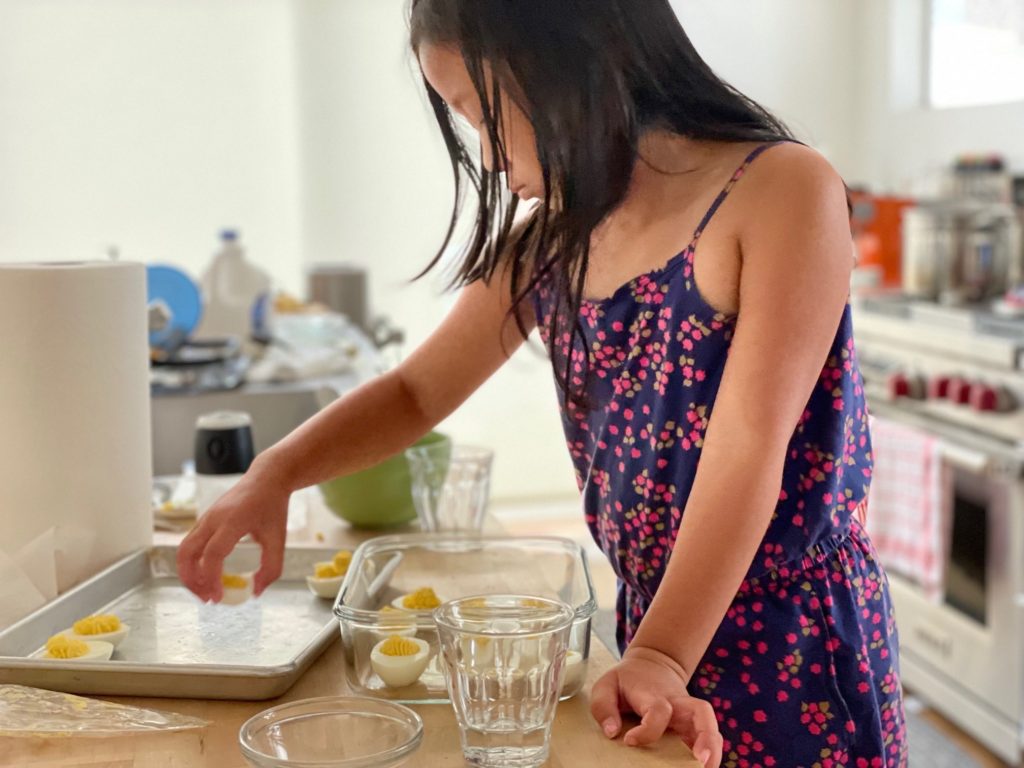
[874,408,1024,754]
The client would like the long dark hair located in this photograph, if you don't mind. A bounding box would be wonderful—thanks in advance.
[410,0,794,409]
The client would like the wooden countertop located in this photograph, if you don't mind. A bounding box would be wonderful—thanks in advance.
[4,494,699,768]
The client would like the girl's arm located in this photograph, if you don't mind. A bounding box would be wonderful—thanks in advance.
[591,144,854,754]
[178,253,536,601]
[629,145,853,674]
[264,266,535,494]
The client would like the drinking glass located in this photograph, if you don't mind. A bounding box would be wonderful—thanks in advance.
[433,595,574,768]
[405,444,493,533]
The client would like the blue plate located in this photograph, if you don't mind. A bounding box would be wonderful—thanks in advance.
[146,264,203,348]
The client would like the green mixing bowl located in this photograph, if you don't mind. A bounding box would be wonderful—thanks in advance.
[318,431,449,529]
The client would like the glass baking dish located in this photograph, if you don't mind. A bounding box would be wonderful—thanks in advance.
[333,535,597,703]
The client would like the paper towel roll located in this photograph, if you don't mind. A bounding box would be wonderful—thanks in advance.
[0,262,152,625]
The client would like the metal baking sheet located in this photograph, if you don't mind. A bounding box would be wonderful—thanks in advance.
[0,545,342,700]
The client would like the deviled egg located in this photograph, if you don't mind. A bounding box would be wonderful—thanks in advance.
[370,635,431,688]
[63,614,130,648]
[391,586,443,613]
[305,550,353,599]
[220,572,254,605]
[36,634,114,661]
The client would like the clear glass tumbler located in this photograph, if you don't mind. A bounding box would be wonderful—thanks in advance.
[433,595,574,768]
[405,444,493,534]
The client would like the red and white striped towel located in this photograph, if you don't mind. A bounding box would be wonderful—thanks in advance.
[865,416,950,602]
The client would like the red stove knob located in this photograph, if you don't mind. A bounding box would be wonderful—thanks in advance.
[970,385,998,412]
[970,384,1017,413]
[888,373,926,400]
[948,378,973,405]
[887,373,910,399]
[928,376,952,399]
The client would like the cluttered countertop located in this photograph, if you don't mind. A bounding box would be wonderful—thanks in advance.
[1,494,699,768]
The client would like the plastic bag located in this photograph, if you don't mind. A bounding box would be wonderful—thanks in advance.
[0,685,207,737]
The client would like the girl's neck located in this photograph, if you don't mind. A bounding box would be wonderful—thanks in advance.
[604,131,722,231]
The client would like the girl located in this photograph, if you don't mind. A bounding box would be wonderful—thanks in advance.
[179,2,906,765]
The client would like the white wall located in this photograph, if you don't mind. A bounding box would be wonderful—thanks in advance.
[852,0,1024,193]
[670,0,863,177]
[0,0,304,292]
[672,0,1024,194]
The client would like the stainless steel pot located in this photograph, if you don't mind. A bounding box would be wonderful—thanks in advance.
[902,201,1019,304]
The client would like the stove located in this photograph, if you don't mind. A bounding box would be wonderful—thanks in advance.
[854,295,1024,764]
[855,295,1024,447]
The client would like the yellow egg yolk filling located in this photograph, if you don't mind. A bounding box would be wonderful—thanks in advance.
[520,599,549,609]
[315,563,341,579]
[46,635,89,659]
[402,587,441,610]
[72,614,122,635]
[221,574,248,589]
[379,635,421,657]
[332,550,352,573]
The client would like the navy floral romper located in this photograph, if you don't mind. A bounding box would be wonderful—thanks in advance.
[533,144,907,767]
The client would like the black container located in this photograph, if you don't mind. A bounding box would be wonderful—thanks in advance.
[194,411,255,476]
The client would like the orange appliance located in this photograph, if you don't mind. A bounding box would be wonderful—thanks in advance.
[849,190,916,289]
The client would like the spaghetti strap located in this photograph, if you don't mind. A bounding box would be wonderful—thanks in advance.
[687,142,782,251]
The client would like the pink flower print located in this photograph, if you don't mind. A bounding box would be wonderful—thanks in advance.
[799,614,821,638]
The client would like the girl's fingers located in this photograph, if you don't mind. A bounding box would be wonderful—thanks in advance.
[623,697,673,746]
[252,526,285,596]
[589,670,623,738]
[198,525,243,602]
[177,522,215,599]
[691,730,724,768]
[669,697,722,767]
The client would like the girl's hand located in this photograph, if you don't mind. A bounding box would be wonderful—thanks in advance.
[177,458,291,602]
[589,645,723,767]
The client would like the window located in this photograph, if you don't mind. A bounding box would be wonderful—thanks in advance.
[929,0,1024,108]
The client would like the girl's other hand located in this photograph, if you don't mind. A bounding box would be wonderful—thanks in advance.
[589,645,723,767]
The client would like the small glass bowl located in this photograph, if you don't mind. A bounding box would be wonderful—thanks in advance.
[239,696,423,768]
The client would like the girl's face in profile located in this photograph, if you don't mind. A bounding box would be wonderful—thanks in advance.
[419,43,544,201]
